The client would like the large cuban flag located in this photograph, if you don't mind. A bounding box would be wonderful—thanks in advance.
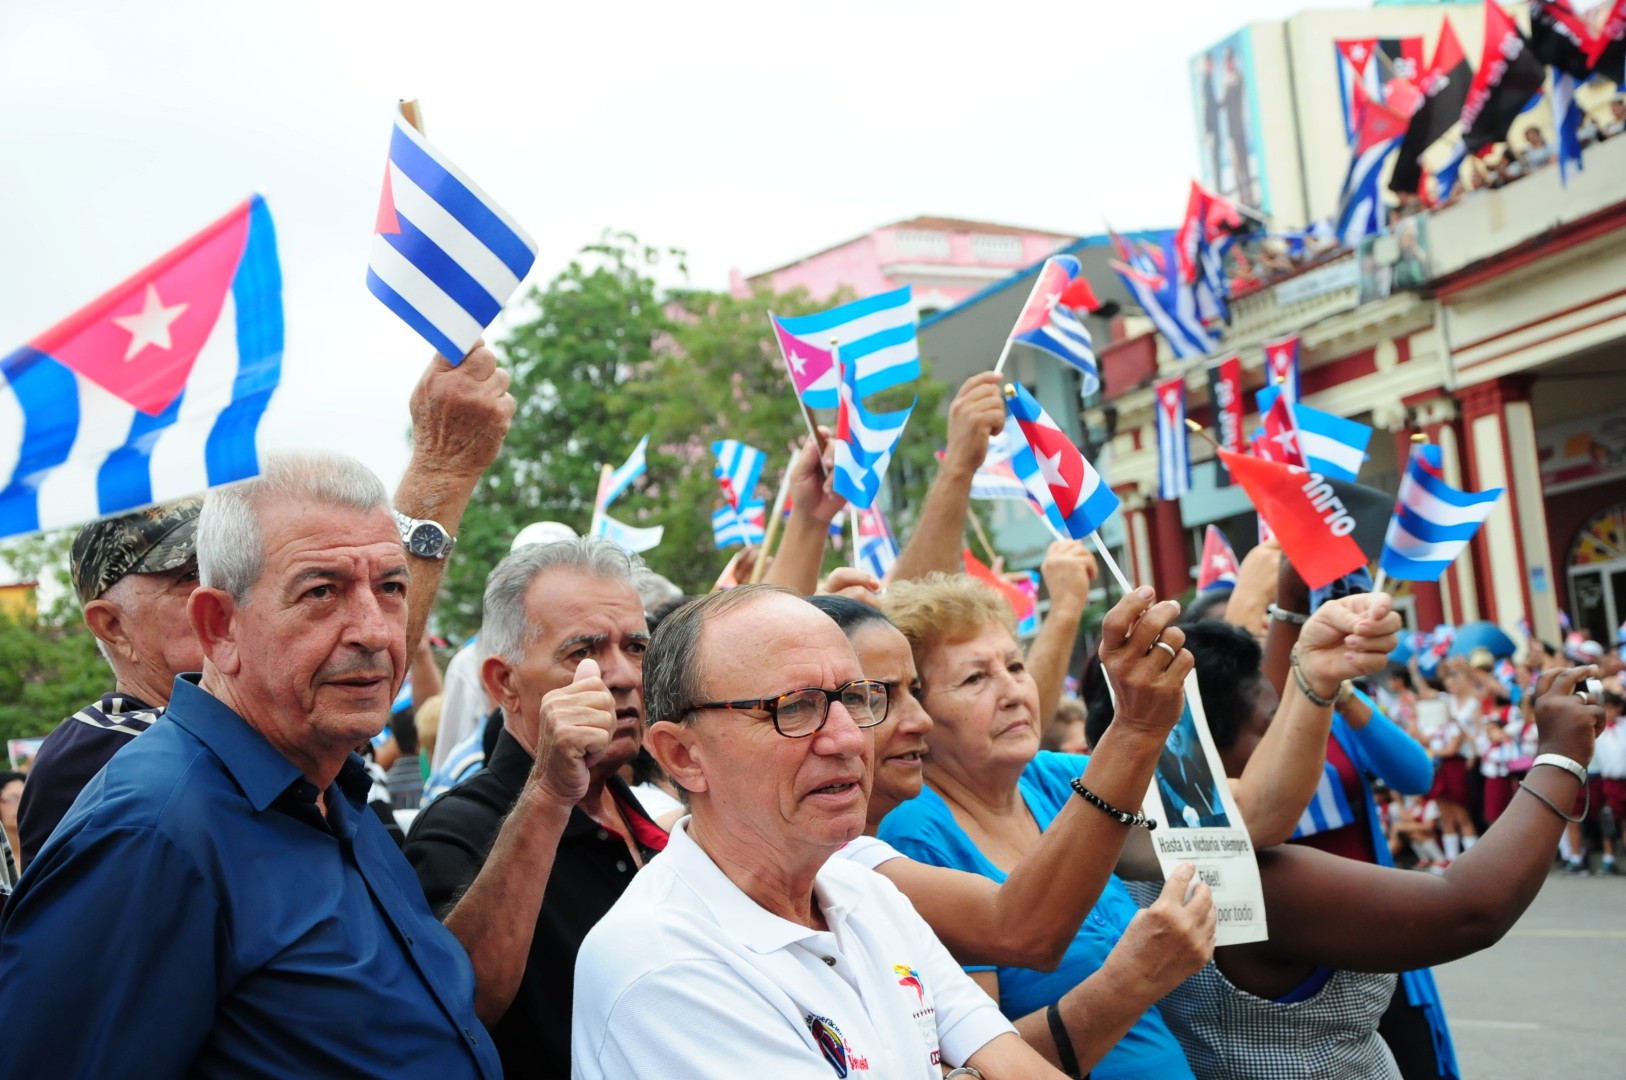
[0,196,283,540]
[368,102,538,365]
[771,286,920,409]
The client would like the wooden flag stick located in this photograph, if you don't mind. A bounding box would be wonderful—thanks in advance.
[1185,417,1221,453]
[967,506,998,565]
[399,99,426,134]
[750,465,794,585]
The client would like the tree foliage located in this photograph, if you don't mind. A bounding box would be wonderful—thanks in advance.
[440,231,948,638]
[0,529,111,746]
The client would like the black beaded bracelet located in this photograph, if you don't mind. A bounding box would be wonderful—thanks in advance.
[1071,778,1156,830]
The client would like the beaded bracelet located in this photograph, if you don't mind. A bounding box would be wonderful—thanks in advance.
[1071,778,1156,830]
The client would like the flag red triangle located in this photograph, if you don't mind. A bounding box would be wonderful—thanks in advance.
[375,163,401,236]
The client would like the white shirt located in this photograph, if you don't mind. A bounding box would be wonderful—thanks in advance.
[572,820,1013,1079]
[834,834,907,871]
[1595,722,1626,780]
[431,640,490,771]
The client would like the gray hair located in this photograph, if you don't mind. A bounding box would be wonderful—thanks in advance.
[632,567,682,612]
[197,452,391,602]
[481,537,644,664]
[642,584,796,726]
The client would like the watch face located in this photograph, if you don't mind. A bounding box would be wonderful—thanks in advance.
[408,522,447,558]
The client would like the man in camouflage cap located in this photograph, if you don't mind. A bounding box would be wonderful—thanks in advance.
[15,498,204,867]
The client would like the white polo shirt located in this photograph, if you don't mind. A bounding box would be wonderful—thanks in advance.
[571,820,1014,1079]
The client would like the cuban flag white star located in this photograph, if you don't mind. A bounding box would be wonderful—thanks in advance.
[111,283,189,362]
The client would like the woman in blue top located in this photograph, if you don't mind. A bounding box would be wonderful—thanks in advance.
[875,572,1402,1080]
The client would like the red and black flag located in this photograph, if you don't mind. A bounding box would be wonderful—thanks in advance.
[1391,17,1473,193]
[1529,0,1599,79]
[1460,0,1548,153]
[1217,449,1389,590]
[1586,0,1626,84]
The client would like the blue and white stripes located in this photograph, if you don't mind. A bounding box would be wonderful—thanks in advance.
[712,500,765,549]
[367,103,537,364]
[1257,386,1371,482]
[771,286,920,408]
[712,439,766,508]
[602,434,649,508]
[1379,444,1502,581]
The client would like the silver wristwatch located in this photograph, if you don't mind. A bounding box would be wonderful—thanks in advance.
[392,510,455,560]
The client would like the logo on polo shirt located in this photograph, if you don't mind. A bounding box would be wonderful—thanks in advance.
[805,1012,866,1076]
[893,964,924,1003]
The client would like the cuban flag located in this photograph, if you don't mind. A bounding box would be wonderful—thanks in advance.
[770,286,919,409]
[1262,335,1301,403]
[1257,391,1309,469]
[1154,377,1191,501]
[1380,443,1502,581]
[832,357,914,510]
[1336,83,1410,247]
[1003,383,1119,540]
[1110,233,1212,360]
[600,434,649,509]
[367,102,538,365]
[712,439,766,509]
[1433,140,1470,203]
[1257,386,1371,481]
[712,499,766,549]
[1196,525,1240,592]
[1006,255,1103,396]
[1291,761,1359,838]
[0,196,283,540]
[855,505,899,580]
[1551,71,1584,186]
[592,511,663,554]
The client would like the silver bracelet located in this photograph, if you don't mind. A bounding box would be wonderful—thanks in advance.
[1268,603,1309,625]
[1290,649,1339,708]
[945,1069,985,1080]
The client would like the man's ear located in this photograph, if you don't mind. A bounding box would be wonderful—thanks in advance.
[188,587,241,676]
[482,654,523,715]
[647,721,707,795]
[82,598,132,664]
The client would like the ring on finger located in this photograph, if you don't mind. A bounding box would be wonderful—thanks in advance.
[1575,690,1592,706]
[1152,640,1179,661]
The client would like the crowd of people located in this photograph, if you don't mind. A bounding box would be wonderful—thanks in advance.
[0,353,1613,1079]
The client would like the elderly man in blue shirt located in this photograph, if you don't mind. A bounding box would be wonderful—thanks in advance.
[0,450,501,1077]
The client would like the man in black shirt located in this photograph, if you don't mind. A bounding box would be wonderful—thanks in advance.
[405,538,661,1077]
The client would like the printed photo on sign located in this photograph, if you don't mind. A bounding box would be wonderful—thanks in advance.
[1139,670,1267,945]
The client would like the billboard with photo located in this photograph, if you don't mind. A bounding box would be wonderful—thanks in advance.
[1191,29,1272,217]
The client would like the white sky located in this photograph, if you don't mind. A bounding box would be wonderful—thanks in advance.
[1,0,1360,489]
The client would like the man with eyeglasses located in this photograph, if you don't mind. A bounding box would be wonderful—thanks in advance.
[572,585,1067,1079]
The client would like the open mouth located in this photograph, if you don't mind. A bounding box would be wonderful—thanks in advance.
[886,748,927,766]
[808,779,862,798]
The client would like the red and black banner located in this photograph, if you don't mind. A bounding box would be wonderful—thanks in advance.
[1530,0,1599,79]
[1391,17,1472,193]
[1218,449,1389,590]
[1461,0,1548,153]
[1206,355,1245,487]
[1587,0,1626,84]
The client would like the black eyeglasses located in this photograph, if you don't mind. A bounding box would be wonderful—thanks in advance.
[688,679,890,738]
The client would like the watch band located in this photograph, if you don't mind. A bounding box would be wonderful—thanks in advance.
[1530,753,1587,785]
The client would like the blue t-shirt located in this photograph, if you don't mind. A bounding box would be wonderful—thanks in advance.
[0,675,501,1078]
[879,750,1194,1080]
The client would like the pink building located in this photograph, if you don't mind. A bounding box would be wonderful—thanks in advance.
[735,215,1076,316]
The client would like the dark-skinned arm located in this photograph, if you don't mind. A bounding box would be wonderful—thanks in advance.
[1223,538,1280,643]
[1260,546,1308,696]
[1239,666,1602,976]
[887,372,1006,583]
[879,588,1189,970]
[394,345,514,654]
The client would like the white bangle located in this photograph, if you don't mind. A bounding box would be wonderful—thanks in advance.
[1267,603,1309,625]
[1530,753,1587,785]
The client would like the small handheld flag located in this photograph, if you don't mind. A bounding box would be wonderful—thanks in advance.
[1257,386,1371,481]
[712,439,767,510]
[712,500,766,549]
[832,350,914,509]
[367,102,538,365]
[1197,525,1240,592]
[1380,443,1502,581]
[600,434,650,509]
[855,506,899,581]
[1001,255,1106,395]
[0,196,284,540]
[771,286,919,408]
[1003,383,1120,540]
[1218,448,1389,590]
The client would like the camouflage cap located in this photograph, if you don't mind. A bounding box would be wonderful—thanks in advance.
[70,497,204,605]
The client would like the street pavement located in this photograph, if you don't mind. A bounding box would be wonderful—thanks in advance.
[1433,866,1626,1077]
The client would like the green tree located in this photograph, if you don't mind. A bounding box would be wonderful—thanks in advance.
[0,529,110,747]
[442,232,949,637]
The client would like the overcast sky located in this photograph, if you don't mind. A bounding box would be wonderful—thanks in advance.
[1,0,1358,490]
